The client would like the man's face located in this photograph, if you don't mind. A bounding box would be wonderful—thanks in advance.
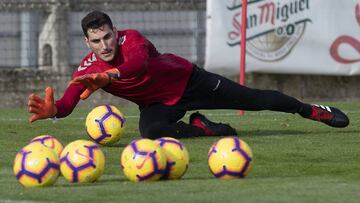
[85,24,118,62]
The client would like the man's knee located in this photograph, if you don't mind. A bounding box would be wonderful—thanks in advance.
[140,122,167,139]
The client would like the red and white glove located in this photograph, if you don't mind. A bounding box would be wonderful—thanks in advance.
[69,68,120,100]
[28,86,57,123]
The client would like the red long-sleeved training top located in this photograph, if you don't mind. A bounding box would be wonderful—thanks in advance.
[55,29,193,118]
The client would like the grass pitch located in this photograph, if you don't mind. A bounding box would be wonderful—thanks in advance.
[0,102,359,203]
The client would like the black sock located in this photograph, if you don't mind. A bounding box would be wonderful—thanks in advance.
[298,103,312,118]
[141,121,205,139]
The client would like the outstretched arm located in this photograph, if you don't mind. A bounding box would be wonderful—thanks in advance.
[69,68,120,100]
[28,83,87,123]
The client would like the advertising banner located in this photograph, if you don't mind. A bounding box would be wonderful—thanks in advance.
[205,0,360,75]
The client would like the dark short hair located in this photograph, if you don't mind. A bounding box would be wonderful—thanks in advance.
[81,11,113,37]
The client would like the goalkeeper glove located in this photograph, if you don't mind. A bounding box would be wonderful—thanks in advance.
[28,86,57,123]
[69,68,120,100]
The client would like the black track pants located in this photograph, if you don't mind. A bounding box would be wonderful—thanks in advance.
[139,66,306,139]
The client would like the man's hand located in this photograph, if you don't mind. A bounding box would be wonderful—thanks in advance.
[69,68,120,100]
[28,87,57,123]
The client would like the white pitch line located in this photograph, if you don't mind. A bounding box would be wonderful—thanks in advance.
[0,110,355,122]
[0,113,236,121]
[0,200,54,203]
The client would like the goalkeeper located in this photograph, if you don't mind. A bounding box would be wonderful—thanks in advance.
[28,11,349,139]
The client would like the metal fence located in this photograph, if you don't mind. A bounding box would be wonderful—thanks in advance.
[0,0,206,73]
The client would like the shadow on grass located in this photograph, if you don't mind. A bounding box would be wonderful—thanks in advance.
[54,178,128,188]
[236,129,357,137]
[97,177,128,183]
[54,176,217,187]
[240,130,308,137]
[103,143,127,148]
[181,176,216,181]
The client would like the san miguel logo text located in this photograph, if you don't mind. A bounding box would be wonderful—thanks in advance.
[227,0,312,61]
